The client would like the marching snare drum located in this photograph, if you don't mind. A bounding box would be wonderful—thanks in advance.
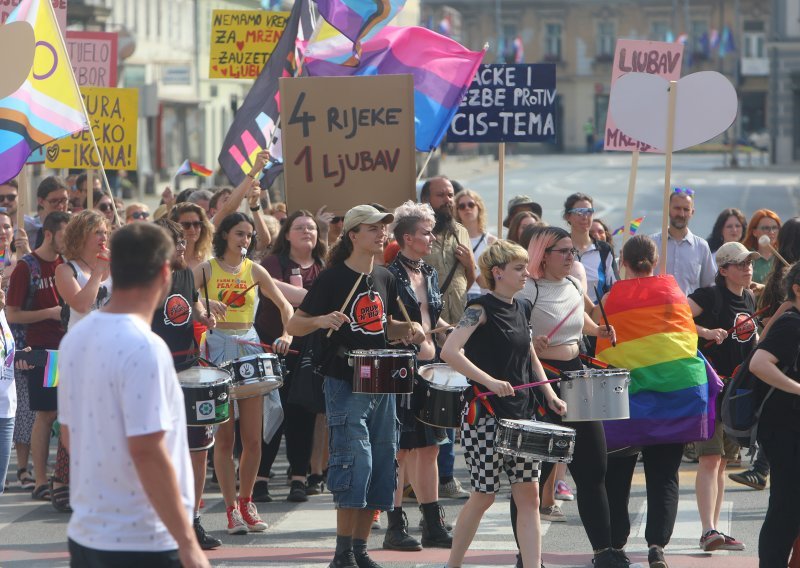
[416,364,470,428]
[222,353,283,400]
[178,367,232,426]
[495,419,576,463]
[561,368,631,421]
[348,349,415,394]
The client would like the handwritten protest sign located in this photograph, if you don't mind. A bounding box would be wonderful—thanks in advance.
[209,9,289,79]
[66,31,118,87]
[1,0,66,31]
[279,75,415,214]
[46,87,138,170]
[447,64,557,143]
[605,39,684,152]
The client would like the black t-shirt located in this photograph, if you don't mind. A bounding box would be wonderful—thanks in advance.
[756,308,800,434]
[690,285,757,378]
[463,294,536,420]
[299,262,403,380]
[151,268,199,372]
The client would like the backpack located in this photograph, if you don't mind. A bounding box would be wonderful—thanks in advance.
[594,239,620,298]
[720,311,800,448]
[10,253,44,349]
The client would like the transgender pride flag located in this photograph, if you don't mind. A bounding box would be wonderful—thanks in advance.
[304,26,485,152]
[314,0,406,63]
[596,275,721,448]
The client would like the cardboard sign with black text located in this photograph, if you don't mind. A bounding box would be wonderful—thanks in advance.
[279,75,416,214]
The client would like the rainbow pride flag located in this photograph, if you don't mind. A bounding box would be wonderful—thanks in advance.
[314,0,406,63]
[304,25,485,152]
[42,349,59,388]
[596,275,721,448]
[611,216,645,237]
[0,0,88,184]
[175,159,213,178]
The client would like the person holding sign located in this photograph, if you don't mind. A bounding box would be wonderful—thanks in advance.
[286,205,424,568]
[194,212,293,536]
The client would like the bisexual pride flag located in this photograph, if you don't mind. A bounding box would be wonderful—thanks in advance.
[304,25,485,152]
[596,275,719,448]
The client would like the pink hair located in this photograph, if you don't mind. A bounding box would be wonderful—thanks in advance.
[527,227,570,279]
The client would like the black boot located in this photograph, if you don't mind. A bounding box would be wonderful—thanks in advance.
[419,502,453,548]
[382,507,422,551]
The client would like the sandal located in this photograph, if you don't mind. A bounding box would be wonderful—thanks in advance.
[17,468,36,491]
[31,483,51,501]
[50,479,72,513]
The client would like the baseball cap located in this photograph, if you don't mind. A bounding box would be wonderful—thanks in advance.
[503,195,543,227]
[342,204,394,234]
[716,242,760,267]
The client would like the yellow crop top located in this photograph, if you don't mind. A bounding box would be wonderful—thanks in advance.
[208,258,257,325]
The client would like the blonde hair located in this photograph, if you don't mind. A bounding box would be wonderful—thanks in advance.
[455,189,488,233]
[125,202,149,218]
[479,240,528,290]
[63,209,108,260]
[170,202,214,262]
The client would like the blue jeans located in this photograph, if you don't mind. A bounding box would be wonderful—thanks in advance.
[324,377,399,510]
[0,416,14,494]
[437,428,456,478]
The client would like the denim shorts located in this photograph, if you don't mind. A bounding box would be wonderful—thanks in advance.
[324,376,399,510]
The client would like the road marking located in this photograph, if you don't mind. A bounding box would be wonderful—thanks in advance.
[633,499,733,541]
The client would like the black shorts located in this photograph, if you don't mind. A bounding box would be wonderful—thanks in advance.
[69,539,180,568]
[26,367,57,412]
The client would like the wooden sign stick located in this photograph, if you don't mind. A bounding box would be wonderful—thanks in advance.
[659,81,678,277]
[497,142,505,235]
[86,170,94,209]
[326,273,363,338]
[620,149,640,279]
[16,166,28,231]
[417,151,434,182]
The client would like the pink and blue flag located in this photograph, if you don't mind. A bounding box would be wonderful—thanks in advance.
[314,0,406,63]
[43,350,59,388]
[304,25,485,152]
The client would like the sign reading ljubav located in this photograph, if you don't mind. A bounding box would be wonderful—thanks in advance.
[605,39,684,152]
[447,64,557,143]
[279,75,415,214]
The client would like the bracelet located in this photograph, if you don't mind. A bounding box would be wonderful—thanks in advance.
[250,206,261,211]
[246,173,256,180]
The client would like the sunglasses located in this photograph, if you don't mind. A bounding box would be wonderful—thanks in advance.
[180,221,203,230]
[97,203,113,213]
[457,201,477,210]
[567,207,594,216]
[130,211,149,220]
[0,194,17,203]
[365,274,376,301]
[672,187,695,196]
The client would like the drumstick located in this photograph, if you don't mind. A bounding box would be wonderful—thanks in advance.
[594,285,616,347]
[396,295,414,333]
[232,337,299,355]
[702,304,771,349]
[224,282,257,308]
[202,268,212,359]
[759,235,790,268]
[476,378,560,399]
[426,325,453,336]
[546,304,579,341]
[326,273,364,338]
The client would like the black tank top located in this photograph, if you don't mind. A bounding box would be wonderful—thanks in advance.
[464,294,536,420]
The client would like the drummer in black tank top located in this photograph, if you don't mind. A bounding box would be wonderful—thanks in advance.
[441,240,566,568]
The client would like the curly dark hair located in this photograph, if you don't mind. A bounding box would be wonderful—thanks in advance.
[212,212,256,259]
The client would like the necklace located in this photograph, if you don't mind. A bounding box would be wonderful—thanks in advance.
[79,258,97,272]
[398,253,423,274]
[217,257,243,273]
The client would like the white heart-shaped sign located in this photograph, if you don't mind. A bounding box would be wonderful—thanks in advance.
[609,71,738,152]
[0,21,35,101]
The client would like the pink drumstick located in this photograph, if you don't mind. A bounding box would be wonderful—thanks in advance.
[476,378,560,399]
[546,304,580,341]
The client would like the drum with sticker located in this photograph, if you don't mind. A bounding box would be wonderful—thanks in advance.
[347,349,415,394]
[177,367,232,426]
[222,353,283,400]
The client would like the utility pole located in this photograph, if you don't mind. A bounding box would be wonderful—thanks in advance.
[730,0,742,167]
[495,0,503,63]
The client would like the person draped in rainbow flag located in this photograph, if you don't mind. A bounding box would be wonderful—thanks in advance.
[593,235,721,568]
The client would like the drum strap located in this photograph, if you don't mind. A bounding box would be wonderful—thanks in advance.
[473,385,495,416]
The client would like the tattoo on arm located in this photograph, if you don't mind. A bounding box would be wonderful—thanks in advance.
[457,307,482,329]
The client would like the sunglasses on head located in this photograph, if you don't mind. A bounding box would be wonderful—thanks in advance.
[130,211,149,220]
[567,207,594,216]
[457,201,477,210]
[672,187,695,196]
[180,221,203,230]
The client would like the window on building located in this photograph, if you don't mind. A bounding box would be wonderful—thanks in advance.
[690,20,709,57]
[650,21,669,42]
[596,21,615,59]
[743,21,766,58]
[544,23,562,61]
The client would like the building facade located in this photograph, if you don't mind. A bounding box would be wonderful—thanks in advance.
[421,0,770,154]
[770,0,800,164]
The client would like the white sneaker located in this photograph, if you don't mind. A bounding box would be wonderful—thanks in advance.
[540,504,566,522]
[439,478,469,499]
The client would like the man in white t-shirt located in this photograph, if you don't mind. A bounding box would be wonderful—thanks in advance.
[58,223,209,568]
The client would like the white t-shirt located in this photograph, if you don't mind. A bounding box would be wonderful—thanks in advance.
[58,311,193,552]
[0,312,16,418]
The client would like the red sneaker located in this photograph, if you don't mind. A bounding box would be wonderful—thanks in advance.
[239,497,267,532]
[226,505,247,535]
[699,529,725,551]
[720,533,746,551]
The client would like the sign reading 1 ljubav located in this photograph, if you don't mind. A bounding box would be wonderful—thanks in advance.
[66,31,119,87]
[1,0,67,30]
[279,75,416,215]
[447,64,557,143]
[605,39,684,152]
[209,9,290,79]
[46,87,138,171]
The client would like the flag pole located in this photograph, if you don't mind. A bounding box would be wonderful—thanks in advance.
[659,81,678,276]
[45,0,121,227]
[620,148,639,279]
[497,142,505,236]
[16,166,28,232]
[416,151,433,182]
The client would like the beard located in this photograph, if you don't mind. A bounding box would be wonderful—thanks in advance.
[433,204,455,235]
